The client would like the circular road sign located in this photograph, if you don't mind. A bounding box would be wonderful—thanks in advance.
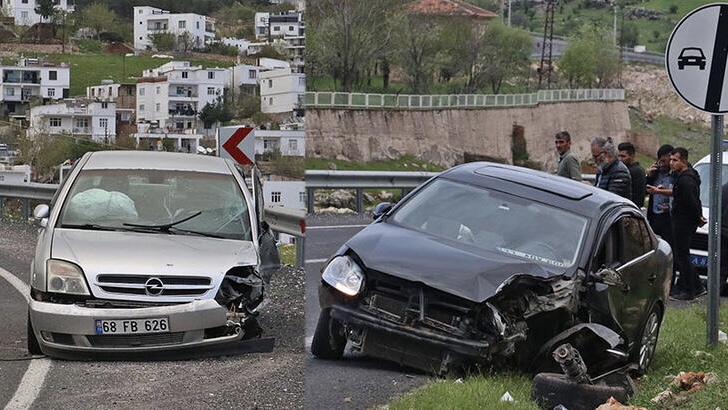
[666,3,728,114]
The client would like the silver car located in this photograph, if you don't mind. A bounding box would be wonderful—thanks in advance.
[28,150,279,359]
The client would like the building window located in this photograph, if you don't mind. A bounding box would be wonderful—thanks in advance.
[207,87,215,95]
[176,86,185,95]
[273,26,280,32]
[178,21,186,29]
[156,86,160,94]
[139,88,145,96]
[288,139,298,151]
[269,97,273,105]
[101,102,108,108]
[271,192,281,203]
[75,118,88,128]
[22,0,29,3]
[139,104,145,111]
[299,191,306,203]
[248,70,256,79]
[21,11,28,19]
[208,71,214,79]
[49,118,61,127]
[182,71,188,79]
[155,103,160,112]
[99,118,108,128]
[289,26,294,31]
[49,71,57,80]
[268,79,273,88]
[47,88,55,97]
[5,88,14,96]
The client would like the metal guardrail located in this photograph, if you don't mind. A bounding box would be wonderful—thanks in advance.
[305,170,439,213]
[0,182,307,267]
[305,89,624,110]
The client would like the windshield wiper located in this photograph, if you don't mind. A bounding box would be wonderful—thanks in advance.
[123,211,203,233]
[61,223,122,231]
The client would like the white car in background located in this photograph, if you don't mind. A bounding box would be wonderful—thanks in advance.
[28,150,280,359]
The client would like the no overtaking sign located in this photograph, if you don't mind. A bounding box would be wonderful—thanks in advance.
[666,3,728,114]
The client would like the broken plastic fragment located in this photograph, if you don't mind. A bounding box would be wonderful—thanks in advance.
[499,391,514,402]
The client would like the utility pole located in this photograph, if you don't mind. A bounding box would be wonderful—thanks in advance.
[538,0,556,88]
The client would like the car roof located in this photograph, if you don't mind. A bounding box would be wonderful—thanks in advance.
[438,162,633,217]
[79,150,235,174]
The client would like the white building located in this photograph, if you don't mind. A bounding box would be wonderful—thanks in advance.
[28,99,117,143]
[86,80,137,124]
[255,128,305,157]
[230,64,260,96]
[264,181,306,210]
[259,68,305,114]
[0,57,70,116]
[1,0,74,26]
[133,61,230,152]
[133,6,216,51]
[254,11,304,40]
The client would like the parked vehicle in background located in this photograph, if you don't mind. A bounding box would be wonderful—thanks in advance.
[28,150,280,359]
[312,162,672,380]
[689,150,728,293]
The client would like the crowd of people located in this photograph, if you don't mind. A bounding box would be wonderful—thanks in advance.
[554,131,707,301]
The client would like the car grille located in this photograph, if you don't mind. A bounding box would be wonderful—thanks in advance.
[361,271,476,337]
[86,332,185,347]
[690,232,708,251]
[96,274,213,297]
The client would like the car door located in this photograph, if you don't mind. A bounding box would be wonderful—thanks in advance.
[587,210,656,342]
[251,165,280,282]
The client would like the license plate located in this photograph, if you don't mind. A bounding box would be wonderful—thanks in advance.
[690,255,708,267]
[95,317,169,335]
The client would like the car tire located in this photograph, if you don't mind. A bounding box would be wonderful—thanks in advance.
[630,304,662,377]
[311,307,346,359]
[531,372,630,409]
[27,311,42,355]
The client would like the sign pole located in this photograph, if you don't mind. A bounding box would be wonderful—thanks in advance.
[707,114,722,347]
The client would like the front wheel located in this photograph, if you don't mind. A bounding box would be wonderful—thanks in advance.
[311,307,346,359]
[631,305,662,376]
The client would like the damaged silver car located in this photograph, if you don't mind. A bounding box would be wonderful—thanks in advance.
[28,150,280,359]
[312,162,672,378]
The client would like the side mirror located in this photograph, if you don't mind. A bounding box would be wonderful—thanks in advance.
[33,204,50,228]
[593,267,629,291]
[372,202,392,219]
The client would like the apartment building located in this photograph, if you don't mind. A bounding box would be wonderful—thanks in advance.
[87,80,136,124]
[133,6,216,51]
[255,128,305,157]
[27,99,117,143]
[134,61,230,152]
[1,0,74,26]
[259,68,305,114]
[254,11,303,40]
[0,57,70,117]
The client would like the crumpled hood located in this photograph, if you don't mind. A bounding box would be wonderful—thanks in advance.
[345,222,557,303]
[52,229,259,278]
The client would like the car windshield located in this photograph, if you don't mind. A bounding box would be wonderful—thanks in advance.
[389,178,588,269]
[694,162,728,208]
[58,168,252,240]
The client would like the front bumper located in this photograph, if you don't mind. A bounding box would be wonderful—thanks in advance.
[29,298,266,359]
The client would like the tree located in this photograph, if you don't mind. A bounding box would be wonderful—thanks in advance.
[34,0,57,22]
[559,25,620,88]
[390,14,443,93]
[148,32,176,52]
[307,0,400,92]
[468,22,532,94]
[80,3,117,40]
[198,97,232,129]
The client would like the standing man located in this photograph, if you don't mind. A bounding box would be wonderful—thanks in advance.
[669,147,706,300]
[618,142,646,207]
[555,131,582,181]
[590,136,631,199]
[645,144,675,256]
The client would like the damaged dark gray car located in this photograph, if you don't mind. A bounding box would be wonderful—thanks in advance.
[312,162,671,379]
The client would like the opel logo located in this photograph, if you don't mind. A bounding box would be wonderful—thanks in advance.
[145,277,164,296]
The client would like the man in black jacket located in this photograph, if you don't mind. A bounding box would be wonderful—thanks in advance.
[669,147,706,300]
[590,136,631,199]
[618,142,646,207]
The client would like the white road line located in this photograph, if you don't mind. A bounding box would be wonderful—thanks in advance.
[305,258,328,264]
[0,267,51,410]
[307,224,369,230]
[305,336,312,348]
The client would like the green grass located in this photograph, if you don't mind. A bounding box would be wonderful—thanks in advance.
[304,155,445,172]
[278,243,296,266]
[385,303,728,409]
[42,53,234,97]
[629,109,712,161]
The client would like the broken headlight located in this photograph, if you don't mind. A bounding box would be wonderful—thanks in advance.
[46,259,91,295]
[322,255,365,296]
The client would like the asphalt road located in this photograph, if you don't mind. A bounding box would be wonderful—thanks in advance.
[303,213,431,410]
[0,219,305,409]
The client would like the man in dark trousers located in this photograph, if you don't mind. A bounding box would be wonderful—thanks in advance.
[618,142,646,207]
[669,147,706,300]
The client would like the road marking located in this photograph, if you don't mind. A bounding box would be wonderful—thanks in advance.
[306,258,328,264]
[0,267,51,410]
[305,336,312,349]
[307,224,369,230]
